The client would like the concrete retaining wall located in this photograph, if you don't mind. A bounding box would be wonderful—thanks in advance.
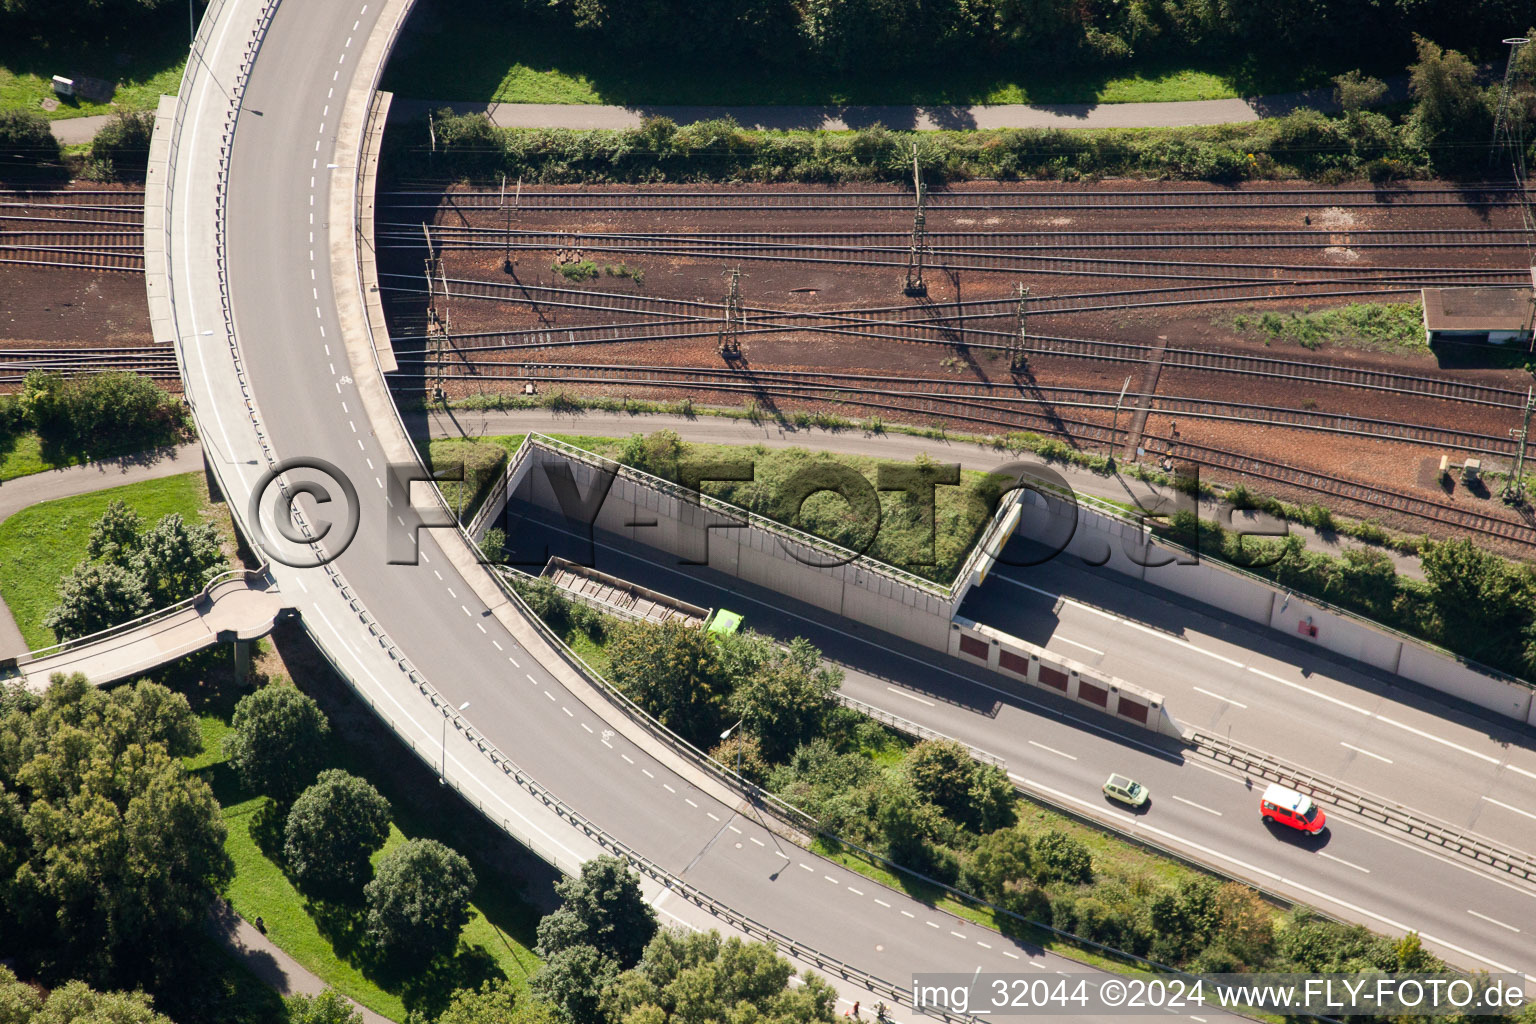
[506,444,958,650]
[950,616,1184,740]
[1017,490,1536,724]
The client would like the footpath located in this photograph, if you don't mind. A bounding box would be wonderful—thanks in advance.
[385,82,1402,132]
[0,444,203,657]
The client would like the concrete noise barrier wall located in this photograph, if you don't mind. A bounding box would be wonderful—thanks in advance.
[505,441,961,651]
[1020,489,1536,726]
[950,615,1184,740]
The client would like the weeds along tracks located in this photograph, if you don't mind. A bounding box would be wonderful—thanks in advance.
[392,359,1527,458]
[384,364,1536,545]
[380,184,1535,212]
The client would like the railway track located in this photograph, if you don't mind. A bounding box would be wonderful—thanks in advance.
[390,320,1524,409]
[383,225,1530,285]
[393,223,1536,252]
[0,347,179,381]
[392,358,1528,458]
[384,364,1536,546]
[379,272,1465,334]
[381,184,1535,212]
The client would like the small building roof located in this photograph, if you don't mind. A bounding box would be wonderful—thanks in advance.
[1422,286,1534,332]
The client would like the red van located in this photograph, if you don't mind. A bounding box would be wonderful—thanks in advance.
[1261,783,1326,834]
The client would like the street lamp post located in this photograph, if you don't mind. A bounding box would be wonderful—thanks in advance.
[720,718,745,775]
[441,700,470,784]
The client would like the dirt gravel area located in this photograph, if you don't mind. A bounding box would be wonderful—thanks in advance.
[381,180,1536,550]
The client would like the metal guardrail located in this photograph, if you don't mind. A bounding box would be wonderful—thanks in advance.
[835,692,1006,768]
[1191,731,1536,883]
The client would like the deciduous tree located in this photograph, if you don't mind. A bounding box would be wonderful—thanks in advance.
[536,856,656,968]
[363,839,475,962]
[283,770,391,894]
[222,683,330,802]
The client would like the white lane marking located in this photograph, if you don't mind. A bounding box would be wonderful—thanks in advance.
[1248,667,1371,716]
[874,898,891,907]
[475,623,487,634]
[949,931,965,939]
[621,754,634,764]
[1482,796,1536,822]
[524,674,537,686]
[1192,1017,1208,1023]
[1340,742,1392,764]
[1172,795,1222,817]
[886,686,934,706]
[662,784,675,794]
[751,837,766,847]
[508,657,520,668]
[445,586,457,598]
[1028,739,1077,761]
[561,707,572,718]
[901,911,914,918]
[461,605,471,616]
[1002,951,1018,960]
[1375,715,1499,764]
[977,941,992,949]
[727,825,741,834]
[543,691,555,702]
[847,887,864,896]
[799,863,813,872]
[1054,636,1105,656]
[1193,686,1247,708]
[491,640,502,651]
[1467,910,1521,933]
[824,876,839,884]
[926,922,940,929]
[1318,851,1371,874]
[1029,960,1048,969]
[580,723,592,733]
[684,798,698,808]
[1006,579,1249,666]
[706,812,719,821]
[1011,771,1523,974]
[641,769,654,778]
[1507,764,1536,781]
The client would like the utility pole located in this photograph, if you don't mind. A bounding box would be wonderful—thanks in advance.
[719,267,744,359]
[422,223,447,403]
[1108,375,1132,459]
[1503,386,1535,505]
[1491,37,1531,167]
[904,144,928,298]
[1010,283,1030,372]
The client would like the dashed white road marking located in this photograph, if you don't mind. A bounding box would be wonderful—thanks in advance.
[1483,796,1536,822]
[1028,739,1077,761]
[1172,795,1222,817]
[847,887,864,896]
[662,784,675,794]
[1193,686,1247,708]
[1054,635,1104,656]
[1467,910,1520,933]
[751,837,766,847]
[885,686,934,706]
[1341,742,1392,764]
[1376,715,1498,764]
[621,754,634,764]
[1318,851,1370,874]
[874,898,891,908]
[684,798,698,808]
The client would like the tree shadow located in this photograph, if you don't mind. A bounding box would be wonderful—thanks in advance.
[249,798,287,864]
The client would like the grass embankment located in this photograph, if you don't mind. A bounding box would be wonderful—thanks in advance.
[380,4,1316,107]
[0,10,187,119]
[0,431,181,482]
[179,642,544,1022]
[1228,302,1427,353]
[424,431,1002,586]
[0,471,216,649]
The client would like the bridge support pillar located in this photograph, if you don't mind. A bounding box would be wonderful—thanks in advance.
[233,640,251,686]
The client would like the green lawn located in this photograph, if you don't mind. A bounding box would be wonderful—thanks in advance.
[183,662,542,1023]
[0,8,188,119]
[0,431,158,482]
[381,3,1327,108]
[0,471,215,649]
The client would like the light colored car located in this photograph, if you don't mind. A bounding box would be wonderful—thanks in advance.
[1102,773,1149,808]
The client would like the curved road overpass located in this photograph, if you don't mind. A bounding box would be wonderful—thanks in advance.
[151,1,1217,1017]
[149,0,1532,1010]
